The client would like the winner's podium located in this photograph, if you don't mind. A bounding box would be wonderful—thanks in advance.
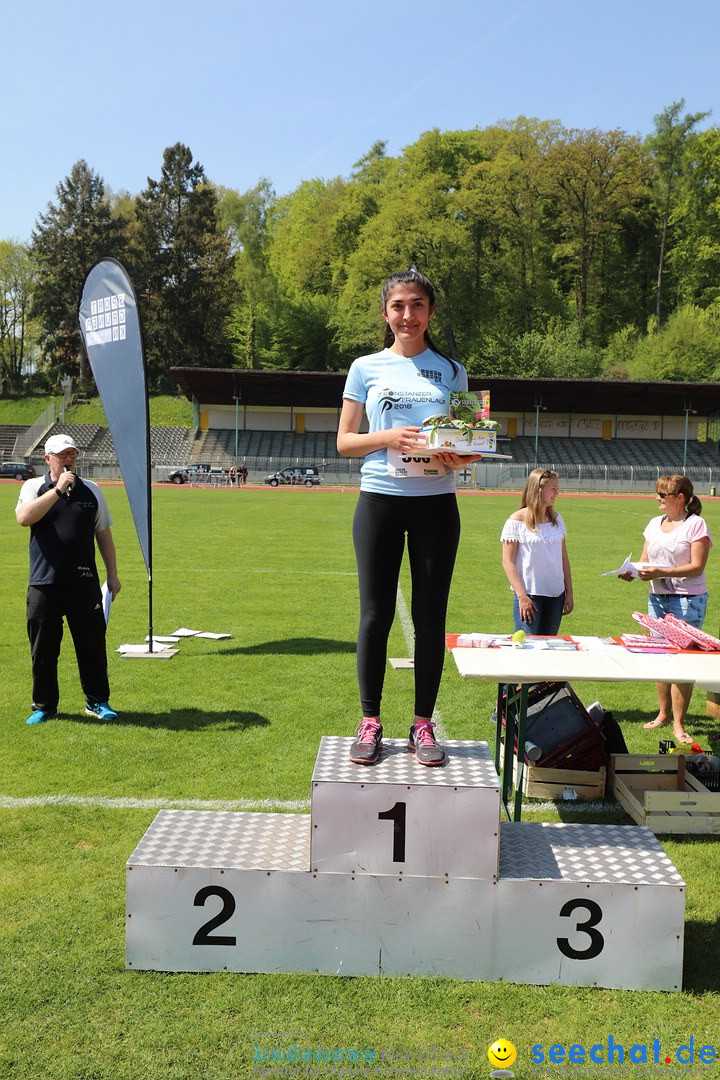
[126,738,686,990]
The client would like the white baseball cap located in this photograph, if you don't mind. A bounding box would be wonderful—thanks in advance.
[45,433,79,455]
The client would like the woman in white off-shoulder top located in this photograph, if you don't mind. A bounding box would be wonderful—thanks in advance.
[500,468,574,635]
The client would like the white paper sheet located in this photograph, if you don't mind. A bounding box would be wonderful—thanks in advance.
[121,648,179,660]
[601,554,653,578]
[171,628,202,637]
[116,643,170,654]
[195,632,232,640]
[101,581,112,625]
[570,636,623,654]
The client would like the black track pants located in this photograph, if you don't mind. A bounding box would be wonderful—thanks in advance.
[26,584,110,712]
[352,491,461,719]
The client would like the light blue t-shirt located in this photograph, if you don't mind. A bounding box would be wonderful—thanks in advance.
[342,347,468,495]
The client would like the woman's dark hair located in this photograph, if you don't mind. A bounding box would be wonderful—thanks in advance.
[657,474,702,517]
[381,269,458,377]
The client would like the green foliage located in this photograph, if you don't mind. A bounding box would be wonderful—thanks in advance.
[628,304,720,381]
[646,100,710,319]
[670,126,720,308]
[218,180,278,370]
[545,128,653,326]
[0,240,38,394]
[601,325,641,380]
[502,322,603,379]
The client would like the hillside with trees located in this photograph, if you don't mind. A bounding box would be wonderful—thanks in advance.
[2,103,720,395]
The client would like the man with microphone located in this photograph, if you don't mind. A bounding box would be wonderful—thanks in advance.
[15,433,121,725]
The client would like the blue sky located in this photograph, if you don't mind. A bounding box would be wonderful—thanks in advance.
[3,0,718,243]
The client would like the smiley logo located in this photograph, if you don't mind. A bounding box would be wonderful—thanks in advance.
[488,1039,517,1069]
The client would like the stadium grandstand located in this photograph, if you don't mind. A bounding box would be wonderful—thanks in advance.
[2,372,720,492]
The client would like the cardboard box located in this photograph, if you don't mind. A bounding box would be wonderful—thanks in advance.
[609,754,720,835]
[422,426,497,453]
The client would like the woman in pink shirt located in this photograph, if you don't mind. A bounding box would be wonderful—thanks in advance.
[622,474,712,744]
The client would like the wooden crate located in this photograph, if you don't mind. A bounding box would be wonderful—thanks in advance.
[609,754,720,835]
[509,754,606,801]
[706,688,720,719]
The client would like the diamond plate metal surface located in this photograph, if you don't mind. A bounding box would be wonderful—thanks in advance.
[127,810,310,871]
[312,736,499,787]
[499,822,685,885]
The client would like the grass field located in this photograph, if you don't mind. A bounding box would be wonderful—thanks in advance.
[0,394,192,428]
[1,482,719,1079]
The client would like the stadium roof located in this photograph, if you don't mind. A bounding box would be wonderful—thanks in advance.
[171,368,720,417]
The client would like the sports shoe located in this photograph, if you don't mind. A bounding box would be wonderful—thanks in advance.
[408,721,445,766]
[349,719,383,764]
[26,708,55,726]
[85,701,118,721]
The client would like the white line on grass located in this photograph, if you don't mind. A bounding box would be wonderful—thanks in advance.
[0,794,310,812]
[396,586,449,740]
[4,564,356,576]
[176,568,357,576]
[0,794,623,817]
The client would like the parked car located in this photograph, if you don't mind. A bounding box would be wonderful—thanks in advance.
[264,466,320,488]
[0,461,36,481]
[165,464,227,485]
[166,466,189,485]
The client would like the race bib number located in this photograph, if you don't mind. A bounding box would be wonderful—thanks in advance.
[387,448,446,478]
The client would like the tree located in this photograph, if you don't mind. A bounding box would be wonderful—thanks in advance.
[217,180,277,369]
[267,177,347,369]
[31,161,125,385]
[647,100,710,321]
[131,144,234,387]
[0,241,37,393]
[544,129,652,330]
[332,142,392,275]
[669,126,720,307]
[456,118,562,341]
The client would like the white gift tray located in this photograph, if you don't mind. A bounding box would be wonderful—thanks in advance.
[423,446,513,458]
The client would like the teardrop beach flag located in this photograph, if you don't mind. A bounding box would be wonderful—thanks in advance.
[78,258,154,645]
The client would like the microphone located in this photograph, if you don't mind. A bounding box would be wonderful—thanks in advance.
[64,464,73,494]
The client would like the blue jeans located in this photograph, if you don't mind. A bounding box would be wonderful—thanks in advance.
[512,592,566,636]
[648,592,708,630]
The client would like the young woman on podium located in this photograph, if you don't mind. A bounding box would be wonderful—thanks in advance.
[337,269,481,767]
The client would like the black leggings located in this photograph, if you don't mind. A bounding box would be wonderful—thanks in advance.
[352,491,461,718]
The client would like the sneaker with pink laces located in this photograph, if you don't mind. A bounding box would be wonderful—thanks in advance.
[349,719,383,764]
[408,721,445,766]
